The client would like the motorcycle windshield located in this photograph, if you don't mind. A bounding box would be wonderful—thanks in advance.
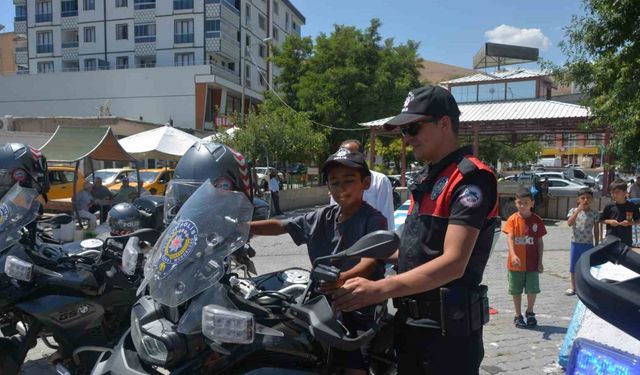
[146,181,253,307]
[0,183,40,251]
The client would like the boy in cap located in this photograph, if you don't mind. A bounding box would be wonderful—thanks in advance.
[250,148,387,375]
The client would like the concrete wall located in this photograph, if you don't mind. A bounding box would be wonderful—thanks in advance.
[277,186,330,211]
[0,65,210,127]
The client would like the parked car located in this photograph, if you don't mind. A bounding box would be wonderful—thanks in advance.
[86,168,135,188]
[46,165,86,200]
[595,172,622,191]
[109,168,174,195]
[287,162,307,175]
[546,178,587,197]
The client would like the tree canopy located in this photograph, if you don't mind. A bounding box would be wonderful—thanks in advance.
[271,19,422,153]
[554,0,640,169]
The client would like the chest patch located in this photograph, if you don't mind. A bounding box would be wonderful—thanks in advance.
[431,177,448,200]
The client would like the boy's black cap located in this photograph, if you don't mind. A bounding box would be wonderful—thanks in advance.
[321,148,371,177]
[385,85,461,128]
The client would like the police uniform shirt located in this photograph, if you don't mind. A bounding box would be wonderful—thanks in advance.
[282,202,387,277]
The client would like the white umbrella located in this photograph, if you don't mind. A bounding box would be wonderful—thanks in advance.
[119,124,200,160]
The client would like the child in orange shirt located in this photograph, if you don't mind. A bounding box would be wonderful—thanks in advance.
[503,188,547,328]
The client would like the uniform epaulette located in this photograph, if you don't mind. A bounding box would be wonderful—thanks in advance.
[457,157,479,176]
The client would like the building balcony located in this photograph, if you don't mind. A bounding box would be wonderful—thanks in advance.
[135,36,156,43]
[36,13,53,23]
[61,10,78,17]
[208,0,239,15]
[13,0,26,5]
[209,63,240,85]
[173,0,193,10]
[134,0,155,10]
[14,16,26,22]
[174,34,194,44]
[62,41,79,48]
[37,44,54,54]
[205,31,220,39]
[15,46,27,52]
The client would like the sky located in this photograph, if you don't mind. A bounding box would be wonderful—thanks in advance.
[0,0,584,69]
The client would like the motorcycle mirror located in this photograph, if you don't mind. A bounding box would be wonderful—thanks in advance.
[314,231,399,266]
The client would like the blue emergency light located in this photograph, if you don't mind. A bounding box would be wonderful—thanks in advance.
[567,338,640,375]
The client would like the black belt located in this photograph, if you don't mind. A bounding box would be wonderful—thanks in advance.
[393,297,441,320]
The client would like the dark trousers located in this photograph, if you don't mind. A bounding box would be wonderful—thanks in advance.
[271,191,283,215]
[394,319,484,375]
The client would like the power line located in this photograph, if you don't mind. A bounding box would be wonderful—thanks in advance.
[246,48,369,132]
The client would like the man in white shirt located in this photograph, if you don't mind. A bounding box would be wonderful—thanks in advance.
[330,140,395,230]
[269,169,284,216]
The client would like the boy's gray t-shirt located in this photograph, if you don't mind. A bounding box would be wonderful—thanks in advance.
[282,202,388,278]
[567,207,599,244]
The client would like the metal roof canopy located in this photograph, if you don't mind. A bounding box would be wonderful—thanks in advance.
[40,126,140,228]
[473,42,539,70]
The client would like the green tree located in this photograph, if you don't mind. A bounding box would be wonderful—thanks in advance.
[228,96,326,167]
[271,19,421,152]
[553,0,640,169]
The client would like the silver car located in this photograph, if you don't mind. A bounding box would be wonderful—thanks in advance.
[546,178,588,197]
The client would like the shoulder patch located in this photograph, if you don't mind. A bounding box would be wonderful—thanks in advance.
[458,185,483,208]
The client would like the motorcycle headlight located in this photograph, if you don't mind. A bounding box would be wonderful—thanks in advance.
[202,304,254,344]
[121,237,140,276]
[130,300,185,367]
[4,256,33,282]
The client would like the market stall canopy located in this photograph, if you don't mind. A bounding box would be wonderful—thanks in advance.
[119,124,200,160]
[40,125,135,162]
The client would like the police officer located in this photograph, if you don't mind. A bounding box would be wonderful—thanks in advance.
[331,86,499,374]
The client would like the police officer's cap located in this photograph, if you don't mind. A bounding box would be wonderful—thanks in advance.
[384,85,461,128]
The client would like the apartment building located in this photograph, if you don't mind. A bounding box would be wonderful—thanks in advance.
[6,0,304,129]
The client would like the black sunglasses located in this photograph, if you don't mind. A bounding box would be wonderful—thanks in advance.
[399,117,440,137]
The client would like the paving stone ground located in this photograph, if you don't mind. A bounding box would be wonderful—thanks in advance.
[19,213,578,374]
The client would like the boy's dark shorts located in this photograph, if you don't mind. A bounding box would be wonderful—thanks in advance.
[508,270,540,295]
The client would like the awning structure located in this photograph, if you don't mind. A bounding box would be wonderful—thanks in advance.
[40,126,135,162]
[40,126,138,227]
[119,124,200,161]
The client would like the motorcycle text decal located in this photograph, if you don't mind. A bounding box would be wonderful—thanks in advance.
[156,219,199,279]
[0,204,9,228]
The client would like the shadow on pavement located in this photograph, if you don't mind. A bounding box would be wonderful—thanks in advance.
[527,324,567,340]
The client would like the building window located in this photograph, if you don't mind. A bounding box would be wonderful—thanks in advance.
[285,12,289,30]
[15,5,27,21]
[258,14,266,31]
[205,19,220,38]
[61,1,78,17]
[134,0,155,9]
[273,0,279,14]
[174,52,194,66]
[36,0,53,23]
[292,21,297,30]
[259,44,265,57]
[37,61,54,73]
[84,58,97,71]
[116,56,129,69]
[450,85,477,103]
[244,64,250,87]
[245,34,250,47]
[506,80,536,100]
[84,0,95,10]
[227,62,235,71]
[62,29,79,48]
[272,27,279,41]
[36,31,53,53]
[116,0,128,7]
[84,26,96,42]
[174,19,194,43]
[245,3,250,25]
[259,73,265,87]
[116,24,128,40]
[173,0,193,10]
[477,83,506,102]
[134,23,156,43]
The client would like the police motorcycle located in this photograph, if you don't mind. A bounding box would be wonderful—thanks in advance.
[563,236,640,373]
[0,183,162,374]
[90,179,399,374]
